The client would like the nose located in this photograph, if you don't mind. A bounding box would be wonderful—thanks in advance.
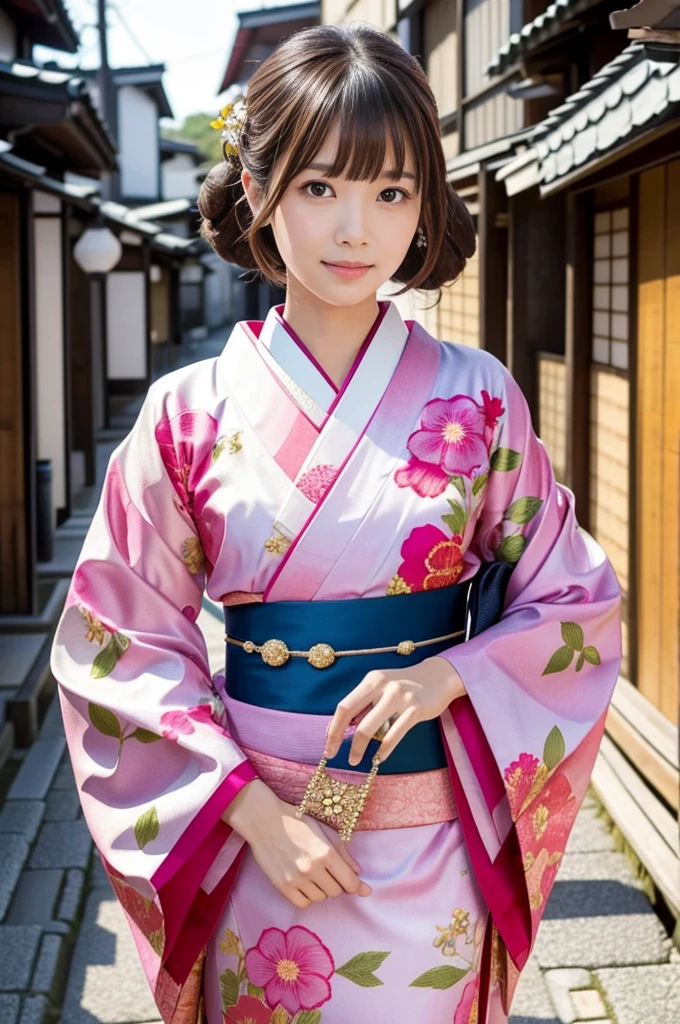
[335,199,370,248]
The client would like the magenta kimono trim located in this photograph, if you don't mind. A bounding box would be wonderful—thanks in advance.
[50,299,622,1024]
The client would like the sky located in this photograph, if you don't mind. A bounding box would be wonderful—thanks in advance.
[35,0,295,127]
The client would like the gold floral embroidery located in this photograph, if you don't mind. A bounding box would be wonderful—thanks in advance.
[182,536,205,574]
[532,803,549,840]
[227,431,242,454]
[219,927,244,958]
[386,574,411,596]
[433,907,472,955]
[147,927,164,956]
[78,606,130,678]
[264,528,291,554]
[213,431,243,461]
[81,608,107,645]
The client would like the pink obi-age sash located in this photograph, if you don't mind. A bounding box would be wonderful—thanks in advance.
[223,690,457,830]
[239,744,458,831]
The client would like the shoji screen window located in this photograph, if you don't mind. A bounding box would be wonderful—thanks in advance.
[592,206,629,370]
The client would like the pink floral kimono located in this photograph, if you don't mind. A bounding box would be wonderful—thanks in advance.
[50,299,622,1024]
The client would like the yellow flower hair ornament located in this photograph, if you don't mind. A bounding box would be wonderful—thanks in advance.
[210,96,247,161]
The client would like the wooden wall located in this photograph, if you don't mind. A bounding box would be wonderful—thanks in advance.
[424,0,458,117]
[537,353,567,484]
[0,189,31,613]
[590,368,630,680]
[464,0,509,97]
[636,160,680,725]
[438,245,480,347]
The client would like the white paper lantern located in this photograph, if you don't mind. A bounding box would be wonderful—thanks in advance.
[73,225,123,274]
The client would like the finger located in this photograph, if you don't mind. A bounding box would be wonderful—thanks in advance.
[299,880,328,903]
[324,672,384,759]
[335,840,363,874]
[317,869,344,899]
[326,849,369,895]
[348,690,400,765]
[286,888,311,909]
[375,705,420,762]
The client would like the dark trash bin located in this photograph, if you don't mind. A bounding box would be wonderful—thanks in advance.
[36,458,54,563]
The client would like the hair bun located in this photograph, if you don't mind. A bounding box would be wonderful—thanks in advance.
[197,161,258,269]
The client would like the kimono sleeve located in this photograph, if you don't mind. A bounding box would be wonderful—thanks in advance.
[49,379,258,1009]
[436,363,622,991]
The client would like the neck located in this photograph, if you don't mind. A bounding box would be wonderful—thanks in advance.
[282,283,380,390]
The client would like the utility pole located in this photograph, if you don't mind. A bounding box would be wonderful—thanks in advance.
[96,0,117,199]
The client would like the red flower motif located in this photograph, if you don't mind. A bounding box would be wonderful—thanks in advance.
[223,995,273,1024]
[244,926,335,1016]
[516,772,578,860]
[504,758,579,921]
[397,524,465,592]
[407,395,489,478]
[504,753,547,819]
[298,464,338,504]
[481,390,505,449]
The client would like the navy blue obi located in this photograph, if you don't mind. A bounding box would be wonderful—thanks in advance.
[224,586,468,775]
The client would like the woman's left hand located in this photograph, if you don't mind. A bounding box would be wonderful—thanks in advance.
[323,656,466,766]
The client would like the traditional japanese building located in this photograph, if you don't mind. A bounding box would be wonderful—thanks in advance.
[322,0,680,936]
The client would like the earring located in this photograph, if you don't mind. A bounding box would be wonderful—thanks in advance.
[415,225,427,249]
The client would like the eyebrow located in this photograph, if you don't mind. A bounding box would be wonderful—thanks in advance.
[306,161,416,182]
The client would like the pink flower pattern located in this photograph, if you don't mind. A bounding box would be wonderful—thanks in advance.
[244,925,335,1016]
[396,389,505,498]
[160,703,227,742]
[298,464,338,504]
[159,710,195,742]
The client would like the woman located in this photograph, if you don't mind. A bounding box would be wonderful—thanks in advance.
[50,23,622,1024]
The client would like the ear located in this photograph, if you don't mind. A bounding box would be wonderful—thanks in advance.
[241,167,269,225]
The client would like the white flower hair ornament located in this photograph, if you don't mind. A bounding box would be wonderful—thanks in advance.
[210,95,247,164]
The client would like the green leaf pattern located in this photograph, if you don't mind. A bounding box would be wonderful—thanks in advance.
[409,965,470,989]
[335,951,390,987]
[134,806,159,850]
[543,622,602,677]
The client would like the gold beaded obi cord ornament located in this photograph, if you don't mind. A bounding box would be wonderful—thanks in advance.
[222,587,473,842]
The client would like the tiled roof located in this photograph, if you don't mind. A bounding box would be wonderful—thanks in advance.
[0,60,117,149]
[529,41,680,188]
[486,0,591,76]
[0,59,88,95]
[498,42,680,192]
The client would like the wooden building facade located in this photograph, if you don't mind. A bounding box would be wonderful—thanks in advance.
[322,0,680,930]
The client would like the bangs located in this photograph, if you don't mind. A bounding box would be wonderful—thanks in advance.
[278,69,426,195]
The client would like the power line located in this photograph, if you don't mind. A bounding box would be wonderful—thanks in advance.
[164,47,227,67]
[109,1,154,64]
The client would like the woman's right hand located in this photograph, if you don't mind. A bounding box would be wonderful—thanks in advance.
[222,779,372,908]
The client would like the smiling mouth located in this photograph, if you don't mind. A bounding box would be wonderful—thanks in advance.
[323,261,373,268]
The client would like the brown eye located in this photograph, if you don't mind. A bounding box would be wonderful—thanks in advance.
[300,181,332,198]
[380,188,408,204]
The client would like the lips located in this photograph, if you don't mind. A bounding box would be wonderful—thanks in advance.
[324,261,372,268]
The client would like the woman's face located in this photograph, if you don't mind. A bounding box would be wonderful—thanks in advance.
[242,121,422,307]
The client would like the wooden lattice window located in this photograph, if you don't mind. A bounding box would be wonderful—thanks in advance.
[591,206,630,371]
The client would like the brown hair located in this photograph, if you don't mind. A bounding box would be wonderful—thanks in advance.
[197,22,476,297]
